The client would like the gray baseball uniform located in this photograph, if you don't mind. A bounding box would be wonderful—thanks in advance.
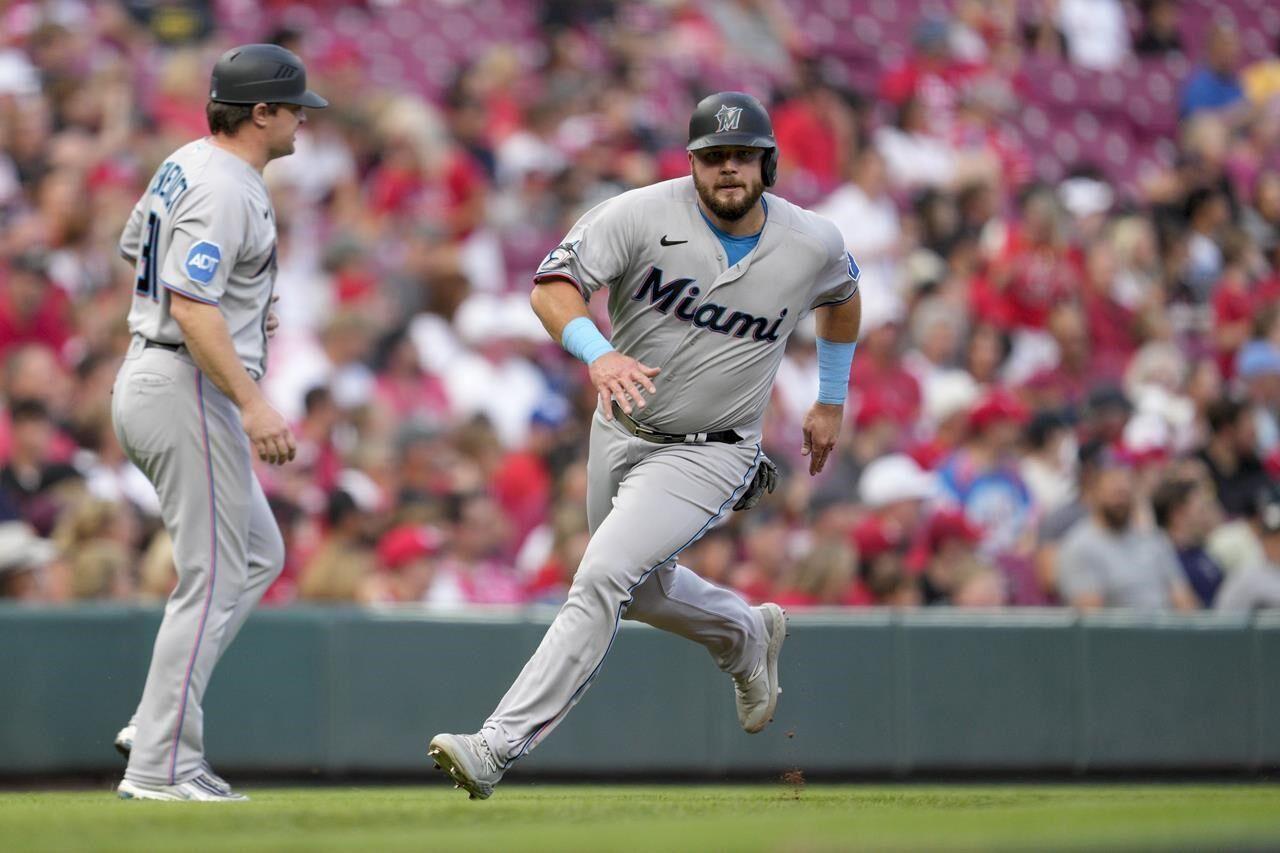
[113,138,283,786]
[480,176,858,764]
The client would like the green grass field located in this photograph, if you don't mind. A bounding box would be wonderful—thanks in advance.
[2,784,1278,851]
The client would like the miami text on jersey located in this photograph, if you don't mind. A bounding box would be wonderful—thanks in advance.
[632,266,787,342]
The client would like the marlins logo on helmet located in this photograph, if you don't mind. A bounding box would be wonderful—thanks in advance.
[715,105,743,133]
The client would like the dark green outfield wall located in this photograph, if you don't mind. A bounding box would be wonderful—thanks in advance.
[2,605,1277,776]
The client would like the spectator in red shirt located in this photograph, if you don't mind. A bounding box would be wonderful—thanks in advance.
[849,322,922,428]
[1020,304,1097,412]
[771,63,858,193]
[0,252,72,362]
[1211,230,1266,378]
[879,17,980,138]
[981,186,1083,331]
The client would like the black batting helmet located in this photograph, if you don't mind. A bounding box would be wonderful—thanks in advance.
[687,91,778,186]
[209,44,328,109]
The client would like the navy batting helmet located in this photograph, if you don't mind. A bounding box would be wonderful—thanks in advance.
[687,92,778,186]
[209,44,328,109]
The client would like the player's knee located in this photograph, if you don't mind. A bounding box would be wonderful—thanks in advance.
[259,524,286,581]
[570,551,633,602]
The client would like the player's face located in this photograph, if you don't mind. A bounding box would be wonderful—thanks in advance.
[265,103,306,159]
[690,146,766,221]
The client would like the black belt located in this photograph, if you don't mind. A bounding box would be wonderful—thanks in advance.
[611,402,741,445]
[143,339,183,352]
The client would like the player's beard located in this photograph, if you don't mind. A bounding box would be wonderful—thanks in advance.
[693,170,765,222]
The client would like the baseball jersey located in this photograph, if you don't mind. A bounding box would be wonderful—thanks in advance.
[119,138,278,379]
[534,176,859,436]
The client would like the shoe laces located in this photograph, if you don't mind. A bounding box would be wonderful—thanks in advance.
[470,734,500,774]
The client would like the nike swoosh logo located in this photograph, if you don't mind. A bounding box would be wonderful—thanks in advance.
[660,236,688,246]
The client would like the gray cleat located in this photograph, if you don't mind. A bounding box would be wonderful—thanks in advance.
[734,603,786,733]
[114,723,232,795]
[428,732,504,800]
[117,773,248,802]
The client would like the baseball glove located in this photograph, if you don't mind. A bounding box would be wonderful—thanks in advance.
[734,455,779,512]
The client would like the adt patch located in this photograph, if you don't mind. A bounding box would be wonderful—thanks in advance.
[846,251,860,283]
[185,241,222,285]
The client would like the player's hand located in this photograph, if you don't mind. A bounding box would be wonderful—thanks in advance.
[242,396,297,466]
[589,351,659,419]
[266,294,280,339]
[801,402,842,476]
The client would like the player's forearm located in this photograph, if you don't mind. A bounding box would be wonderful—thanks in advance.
[530,279,591,342]
[170,296,264,409]
[812,293,861,407]
[814,291,861,343]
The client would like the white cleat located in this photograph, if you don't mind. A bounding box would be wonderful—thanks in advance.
[113,724,232,795]
[735,603,786,734]
[428,733,504,800]
[117,774,248,802]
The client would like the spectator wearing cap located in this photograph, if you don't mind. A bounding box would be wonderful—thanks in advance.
[1214,484,1280,610]
[937,390,1035,557]
[1235,340,1280,455]
[910,508,993,605]
[0,520,58,600]
[1056,460,1197,611]
[848,515,919,607]
[1197,396,1270,518]
[910,370,980,471]
[858,453,937,544]
[1152,476,1225,607]
[375,523,446,603]
[1180,21,1246,121]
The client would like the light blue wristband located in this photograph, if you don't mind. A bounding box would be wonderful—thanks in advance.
[816,338,856,404]
[561,316,615,365]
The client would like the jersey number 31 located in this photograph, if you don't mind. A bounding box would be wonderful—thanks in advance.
[135,212,161,300]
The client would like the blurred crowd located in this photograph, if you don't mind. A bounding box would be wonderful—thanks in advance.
[2,0,1280,612]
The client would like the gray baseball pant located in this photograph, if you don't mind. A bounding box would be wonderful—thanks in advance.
[112,339,284,786]
[481,411,767,764]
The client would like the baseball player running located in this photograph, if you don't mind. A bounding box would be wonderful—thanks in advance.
[110,44,325,801]
[430,92,862,799]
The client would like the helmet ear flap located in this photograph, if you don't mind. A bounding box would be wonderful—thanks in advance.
[763,147,778,187]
